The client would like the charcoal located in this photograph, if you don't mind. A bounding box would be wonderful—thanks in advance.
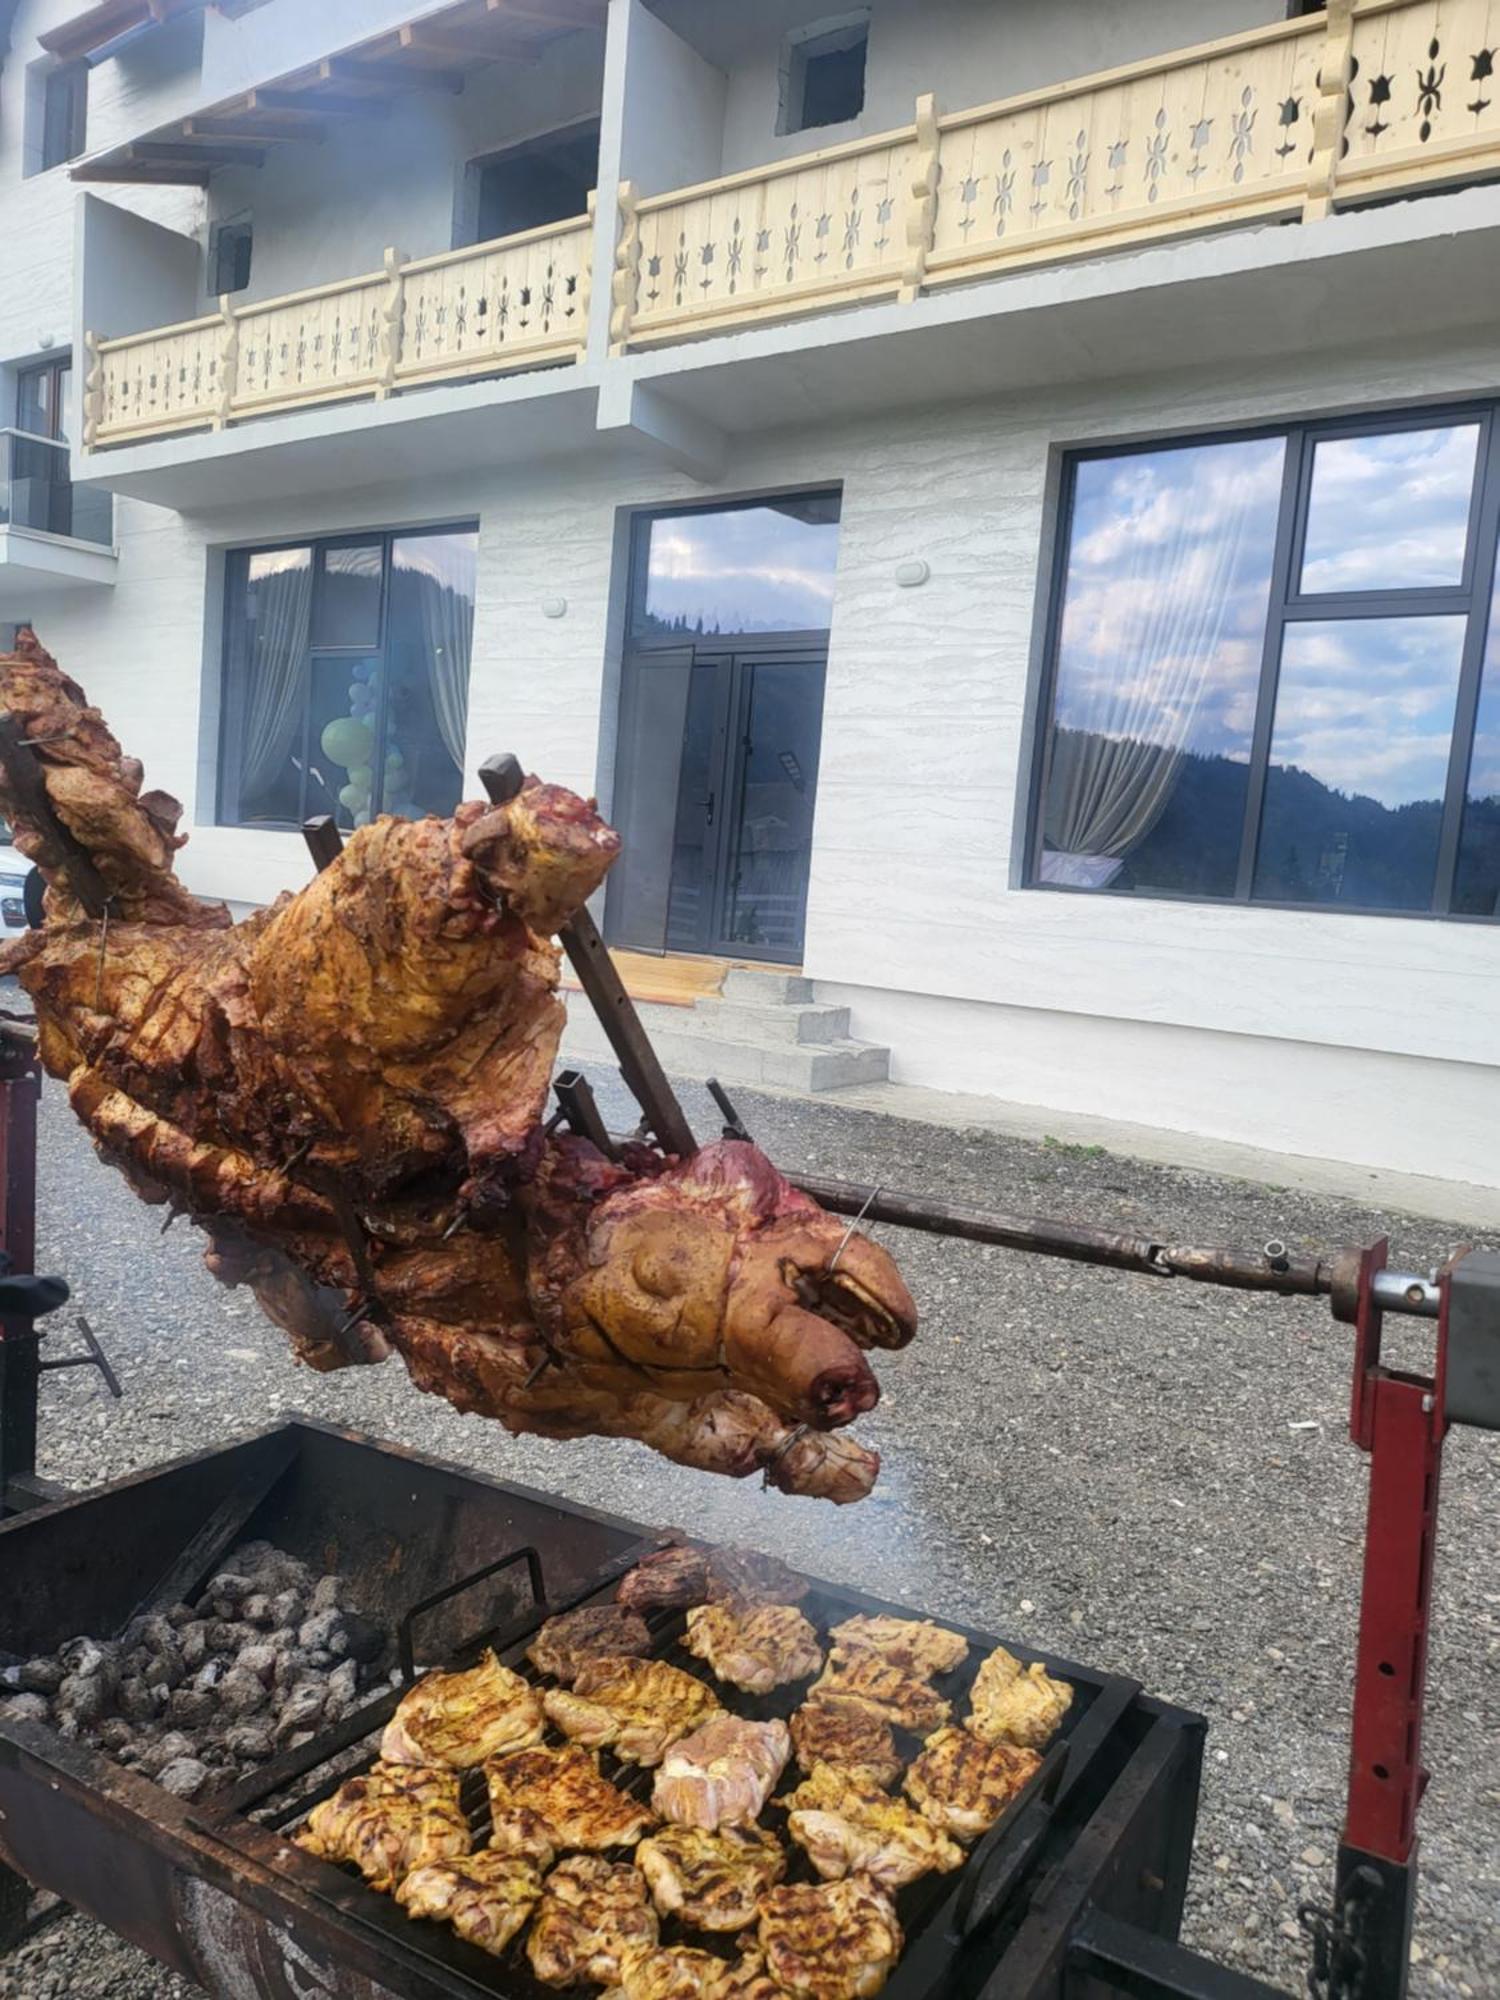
[192,1659,227,1693]
[143,1644,185,1690]
[287,1729,316,1750]
[96,1719,134,1753]
[135,1732,194,1777]
[269,1590,305,1628]
[223,1721,276,1762]
[168,1687,216,1730]
[179,1623,209,1671]
[340,1613,384,1666]
[322,1659,360,1722]
[274,1682,327,1741]
[305,1649,334,1670]
[55,1673,108,1725]
[297,1610,347,1656]
[217,1667,270,1719]
[133,1615,177,1654]
[205,1573,253,1607]
[309,1576,343,1615]
[237,1642,279,1684]
[118,1677,156,1724]
[156,1756,209,1800]
[15,1658,65,1697]
[242,1594,275,1629]
[0,1693,51,1725]
[166,1602,197,1628]
[206,1621,254,1653]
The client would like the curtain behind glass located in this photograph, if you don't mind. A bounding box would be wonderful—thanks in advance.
[391,532,475,810]
[240,549,313,803]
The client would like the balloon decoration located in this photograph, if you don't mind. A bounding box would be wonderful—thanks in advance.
[317,657,412,827]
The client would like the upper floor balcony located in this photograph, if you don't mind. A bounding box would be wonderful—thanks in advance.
[0,431,115,608]
[67,0,1500,499]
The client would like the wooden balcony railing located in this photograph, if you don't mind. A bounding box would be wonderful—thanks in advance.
[84,209,593,449]
[611,0,1500,348]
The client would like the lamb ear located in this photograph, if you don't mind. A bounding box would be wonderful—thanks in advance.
[119,756,145,797]
[139,788,185,839]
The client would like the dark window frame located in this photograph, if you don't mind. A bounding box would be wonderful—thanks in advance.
[210,214,253,297]
[216,520,477,832]
[626,488,844,653]
[1027,403,1500,924]
[40,61,87,171]
[779,14,869,136]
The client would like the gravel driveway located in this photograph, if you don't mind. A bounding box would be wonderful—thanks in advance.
[1,1067,1495,1999]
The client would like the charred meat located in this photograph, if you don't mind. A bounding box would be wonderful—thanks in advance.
[757,1876,903,2000]
[807,1650,950,1736]
[903,1727,1041,1841]
[486,1743,657,1851]
[529,1606,652,1684]
[779,1763,963,1890]
[827,1615,967,1680]
[789,1698,903,1790]
[965,1648,1072,1750]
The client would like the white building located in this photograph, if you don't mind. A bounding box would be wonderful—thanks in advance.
[0,0,1497,1190]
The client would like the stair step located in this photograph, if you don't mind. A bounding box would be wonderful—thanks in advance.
[667,998,852,1047]
[561,1006,889,1094]
[720,967,816,1005]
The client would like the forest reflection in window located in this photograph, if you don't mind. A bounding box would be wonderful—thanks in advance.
[636,492,841,638]
[1035,412,1500,919]
[219,526,476,832]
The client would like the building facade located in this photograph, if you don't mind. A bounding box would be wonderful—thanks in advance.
[1,0,1497,1187]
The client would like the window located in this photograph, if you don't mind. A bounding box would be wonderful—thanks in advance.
[218,526,476,832]
[468,120,599,245]
[211,216,253,297]
[38,62,87,171]
[780,14,868,135]
[1032,410,1500,919]
[632,492,842,639]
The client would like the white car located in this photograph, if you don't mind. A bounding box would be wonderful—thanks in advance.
[0,829,35,936]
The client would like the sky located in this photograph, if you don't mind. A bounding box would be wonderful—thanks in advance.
[643,505,840,633]
[1300,424,1479,593]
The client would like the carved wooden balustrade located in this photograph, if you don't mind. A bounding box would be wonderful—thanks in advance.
[612,0,1500,347]
[84,211,593,449]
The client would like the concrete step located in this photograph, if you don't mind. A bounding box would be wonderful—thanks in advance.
[720,966,816,1005]
[667,996,852,1046]
[561,997,890,1094]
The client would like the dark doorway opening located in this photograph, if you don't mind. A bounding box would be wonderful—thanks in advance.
[471,119,600,243]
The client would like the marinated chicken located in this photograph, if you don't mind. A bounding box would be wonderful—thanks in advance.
[486,1743,657,1851]
[529,1606,652,1684]
[395,1850,545,1955]
[719,1951,785,2000]
[636,1822,786,1930]
[527,1855,659,1987]
[683,1603,823,1695]
[487,1805,559,1869]
[617,1545,810,1614]
[0,635,919,1505]
[827,1615,967,1680]
[789,1698,903,1789]
[651,1715,790,1829]
[966,1648,1073,1750]
[757,1876,903,2000]
[779,1762,963,1890]
[903,1727,1041,1841]
[544,1657,721,1767]
[603,1945,736,2000]
[295,1762,468,1893]
[808,1649,951,1735]
[380,1650,545,1768]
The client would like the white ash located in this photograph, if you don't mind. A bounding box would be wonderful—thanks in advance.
[0,1541,388,1805]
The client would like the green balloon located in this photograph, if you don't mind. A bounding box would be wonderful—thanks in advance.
[320,717,373,768]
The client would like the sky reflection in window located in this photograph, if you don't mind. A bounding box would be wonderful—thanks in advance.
[1300,425,1479,594]
[639,494,841,638]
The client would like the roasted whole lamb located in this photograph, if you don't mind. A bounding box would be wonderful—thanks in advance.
[0,635,916,1500]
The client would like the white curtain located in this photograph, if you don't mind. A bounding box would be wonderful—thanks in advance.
[416,567,473,772]
[1041,450,1263,886]
[241,557,313,800]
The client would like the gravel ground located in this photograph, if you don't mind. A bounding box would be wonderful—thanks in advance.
[1,1066,1496,2000]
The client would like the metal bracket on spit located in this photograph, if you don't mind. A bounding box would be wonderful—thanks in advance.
[37,1314,122,1400]
[552,1069,616,1158]
[706,1077,752,1143]
[477,753,697,1160]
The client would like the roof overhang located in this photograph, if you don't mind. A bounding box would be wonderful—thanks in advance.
[39,0,203,64]
[68,0,606,187]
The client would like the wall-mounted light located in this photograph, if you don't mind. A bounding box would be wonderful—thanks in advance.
[894,559,930,588]
[542,597,568,619]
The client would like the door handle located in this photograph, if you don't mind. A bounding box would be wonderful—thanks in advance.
[704,790,715,827]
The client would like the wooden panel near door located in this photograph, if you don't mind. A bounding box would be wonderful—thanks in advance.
[560,950,730,1008]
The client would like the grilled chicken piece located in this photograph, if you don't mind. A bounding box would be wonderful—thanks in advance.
[683,1603,823,1694]
[903,1727,1041,1841]
[295,1761,468,1893]
[808,1649,950,1735]
[828,1615,967,1680]
[705,1547,811,1607]
[758,1876,903,2000]
[381,1650,546,1768]
[789,1698,903,1789]
[545,1657,721,1768]
[617,1546,712,1614]
[966,1648,1073,1750]
[636,1822,786,1931]
[780,1763,963,1890]
[488,1805,559,1869]
[603,1944,739,2000]
[616,1544,810,1615]
[527,1855,659,1987]
[652,1715,790,1829]
[487,1743,657,1851]
[395,1850,545,1954]
[719,1951,785,2000]
[529,1605,652,1683]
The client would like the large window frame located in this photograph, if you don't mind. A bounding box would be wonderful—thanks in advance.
[216,521,477,833]
[1027,403,1500,923]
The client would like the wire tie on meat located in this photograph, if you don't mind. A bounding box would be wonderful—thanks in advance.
[827,1183,883,1273]
[761,1424,811,1488]
[522,1350,561,1389]
[92,900,114,1010]
[281,1138,312,1176]
[442,1209,468,1241]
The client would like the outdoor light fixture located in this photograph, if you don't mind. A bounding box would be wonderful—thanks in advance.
[895,558,930,587]
[542,597,568,618]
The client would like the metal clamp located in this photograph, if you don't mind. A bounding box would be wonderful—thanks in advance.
[396,1543,546,1682]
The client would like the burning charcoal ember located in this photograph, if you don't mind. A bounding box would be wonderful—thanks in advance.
[0,1693,51,1725]
[156,1756,211,1799]
[217,1666,271,1719]
[168,1687,217,1730]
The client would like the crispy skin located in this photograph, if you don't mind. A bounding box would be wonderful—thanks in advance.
[617,1547,711,1614]
[757,1877,903,2000]
[651,1716,790,1830]
[486,1744,656,1851]
[395,1850,545,1954]
[903,1727,1041,1841]
[0,637,917,1506]
[636,1823,786,1931]
[827,1615,967,1679]
[966,1648,1073,1750]
[529,1606,652,1684]
[604,1945,736,2000]
[381,1651,545,1768]
[780,1763,963,1890]
[789,1698,903,1789]
[544,1657,721,1768]
[683,1604,823,1695]
[616,1545,810,1615]
[295,1762,468,1893]
[527,1856,658,1987]
[808,1650,950,1735]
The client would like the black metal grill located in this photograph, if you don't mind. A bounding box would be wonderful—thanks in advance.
[200,1546,1152,2000]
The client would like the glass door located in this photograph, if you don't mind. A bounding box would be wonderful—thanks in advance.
[716,652,825,961]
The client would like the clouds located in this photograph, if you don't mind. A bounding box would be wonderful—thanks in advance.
[1300,424,1479,593]
[643,506,840,634]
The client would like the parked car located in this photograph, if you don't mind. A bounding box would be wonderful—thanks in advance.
[0,825,36,936]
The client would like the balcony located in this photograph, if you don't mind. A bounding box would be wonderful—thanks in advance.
[83,213,594,451]
[0,433,116,607]
[609,0,1500,348]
